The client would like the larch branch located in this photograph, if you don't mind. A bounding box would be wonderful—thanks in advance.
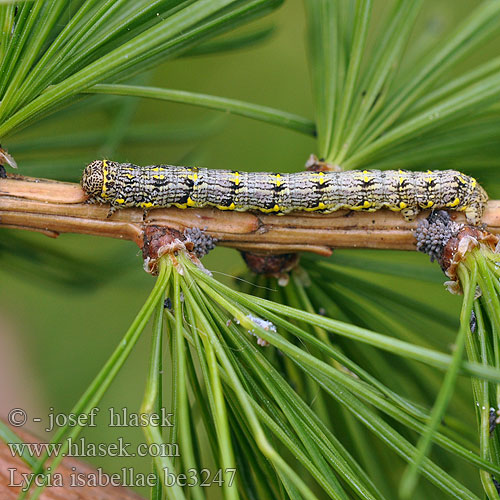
[1,174,499,257]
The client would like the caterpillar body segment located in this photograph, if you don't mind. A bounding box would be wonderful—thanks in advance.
[81,160,488,224]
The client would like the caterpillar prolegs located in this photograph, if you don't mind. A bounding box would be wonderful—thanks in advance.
[81,160,489,224]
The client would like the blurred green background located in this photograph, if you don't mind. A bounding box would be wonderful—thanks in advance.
[0,0,495,496]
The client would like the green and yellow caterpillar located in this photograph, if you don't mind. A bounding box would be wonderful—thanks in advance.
[81,160,488,224]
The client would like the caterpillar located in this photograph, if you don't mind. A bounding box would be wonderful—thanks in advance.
[81,160,489,224]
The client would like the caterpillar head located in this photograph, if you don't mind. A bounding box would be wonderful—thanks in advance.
[81,160,105,199]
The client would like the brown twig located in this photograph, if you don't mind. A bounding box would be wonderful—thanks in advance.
[1,174,499,256]
[0,423,143,499]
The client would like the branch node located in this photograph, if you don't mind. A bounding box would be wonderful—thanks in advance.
[305,153,341,172]
[142,225,213,276]
[241,251,300,286]
[416,210,499,294]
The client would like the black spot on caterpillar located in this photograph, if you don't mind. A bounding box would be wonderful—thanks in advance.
[81,160,488,224]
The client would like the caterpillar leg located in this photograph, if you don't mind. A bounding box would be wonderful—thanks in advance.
[401,207,419,222]
[465,205,482,226]
[107,204,118,218]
